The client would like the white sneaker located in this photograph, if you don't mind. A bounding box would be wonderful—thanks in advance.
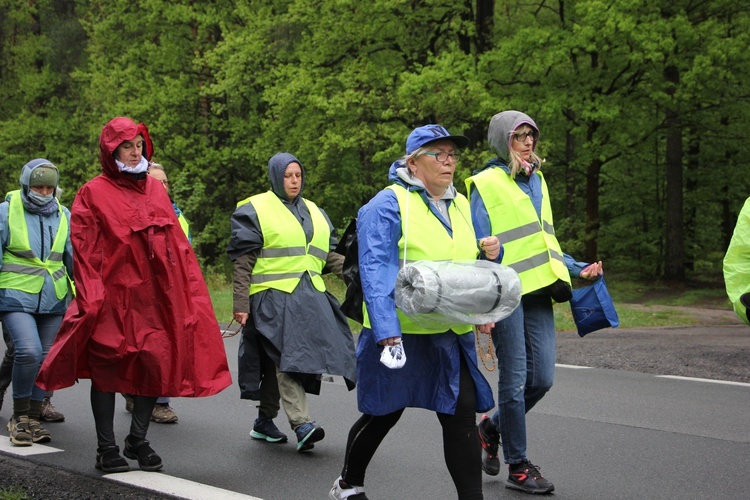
[329,476,367,499]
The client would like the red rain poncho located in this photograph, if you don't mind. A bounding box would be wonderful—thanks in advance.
[37,117,231,396]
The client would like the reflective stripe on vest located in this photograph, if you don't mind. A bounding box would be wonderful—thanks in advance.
[466,168,569,294]
[246,191,329,295]
[363,185,478,335]
[0,190,71,299]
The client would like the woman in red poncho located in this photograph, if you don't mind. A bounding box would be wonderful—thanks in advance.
[37,117,232,473]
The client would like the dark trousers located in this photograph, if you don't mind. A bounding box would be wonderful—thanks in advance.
[340,354,482,500]
[90,388,157,450]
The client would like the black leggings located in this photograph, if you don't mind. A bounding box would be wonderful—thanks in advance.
[340,354,482,500]
[90,388,157,450]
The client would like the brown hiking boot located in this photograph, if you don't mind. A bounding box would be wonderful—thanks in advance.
[8,415,32,446]
[40,396,65,422]
[28,418,51,443]
[123,394,134,413]
[151,403,178,423]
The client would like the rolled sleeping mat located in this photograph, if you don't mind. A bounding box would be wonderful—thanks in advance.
[395,260,522,327]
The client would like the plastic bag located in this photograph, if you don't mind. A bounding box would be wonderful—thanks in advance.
[379,341,406,369]
[569,276,619,337]
[334,218,363,323]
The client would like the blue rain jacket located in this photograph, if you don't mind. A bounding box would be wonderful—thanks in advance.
[355,160,494,416]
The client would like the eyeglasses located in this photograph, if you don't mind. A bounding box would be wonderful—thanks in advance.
[422,151,461,163]
[160,180,170,187]
[512,130,539,143]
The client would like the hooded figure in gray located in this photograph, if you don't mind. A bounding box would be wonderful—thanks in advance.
[0,159,74,315]
[227,152,356,400]
[487,110,539,164]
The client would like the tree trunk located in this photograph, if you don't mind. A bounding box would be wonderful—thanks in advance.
[475,0,495,55]
[584,158,601,262]
[664,64,684,280]
[564,123,576,219]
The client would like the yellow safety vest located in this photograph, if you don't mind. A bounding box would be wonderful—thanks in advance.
[363,185,478,334]
[237,191,329,295]
[0,191,72,299]
[466,168,569,295]
[177,211,190,239]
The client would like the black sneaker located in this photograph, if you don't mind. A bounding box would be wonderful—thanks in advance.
[295,421,324,452]
[507,459,554,494]
[250,417,288,443]
[477,414,500,475]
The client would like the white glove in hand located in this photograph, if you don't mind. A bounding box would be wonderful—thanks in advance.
[379,341,406,369]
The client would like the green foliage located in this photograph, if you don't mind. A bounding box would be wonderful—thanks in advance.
[1,0,749,281]
[0,485,28,500]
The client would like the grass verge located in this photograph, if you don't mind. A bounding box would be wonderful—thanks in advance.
[0,486,27,500]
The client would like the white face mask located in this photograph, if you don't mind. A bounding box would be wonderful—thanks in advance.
[115,156,149,174]
[28,190,54,206]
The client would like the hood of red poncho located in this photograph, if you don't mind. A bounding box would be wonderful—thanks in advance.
[99,117,154,177]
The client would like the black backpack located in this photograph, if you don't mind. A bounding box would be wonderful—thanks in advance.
[334,218,364,323]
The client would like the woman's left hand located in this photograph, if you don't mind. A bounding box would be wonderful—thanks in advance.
[476,323,495,334]
[580,261,603,280]
[479,236,500,261]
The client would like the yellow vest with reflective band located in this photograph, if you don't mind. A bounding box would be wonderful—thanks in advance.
[0,190,72,299]
[363,185,478,335]
[466,168,569,295]
[177,211,190,238]
[238,191,329,295]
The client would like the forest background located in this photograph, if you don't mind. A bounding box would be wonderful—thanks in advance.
[1,0,749,285]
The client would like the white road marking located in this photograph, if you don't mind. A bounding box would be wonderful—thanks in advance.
[0,441,262,499]
[656,375,750,387]
[104,471,263,499]
[0,439,64,455]
[555,364,749,387]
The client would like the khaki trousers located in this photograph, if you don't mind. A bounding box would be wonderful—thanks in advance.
[256,357,310,430]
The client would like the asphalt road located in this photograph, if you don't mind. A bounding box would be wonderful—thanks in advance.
[0,314,748,499]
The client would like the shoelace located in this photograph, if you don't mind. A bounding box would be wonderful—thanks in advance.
[520,461,544,478]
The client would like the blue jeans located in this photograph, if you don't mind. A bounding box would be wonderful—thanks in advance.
[489,294,555,464]
[1,312,62,401]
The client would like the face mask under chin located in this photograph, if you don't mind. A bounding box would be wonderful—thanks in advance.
[28,190,54,206]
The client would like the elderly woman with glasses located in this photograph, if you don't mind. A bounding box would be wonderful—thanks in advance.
[329,125,500,500]
[466,110,602,495]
